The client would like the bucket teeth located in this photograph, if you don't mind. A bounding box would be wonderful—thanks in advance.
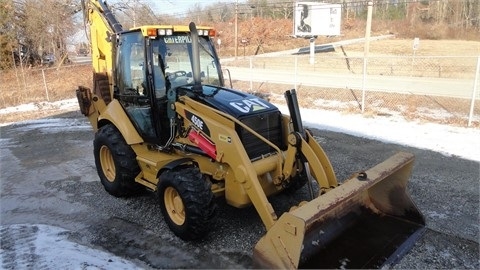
[289,201,308,212]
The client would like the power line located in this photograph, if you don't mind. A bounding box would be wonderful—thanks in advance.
[140,0,477,18]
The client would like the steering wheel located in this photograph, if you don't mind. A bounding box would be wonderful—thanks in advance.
[167,70,187,80]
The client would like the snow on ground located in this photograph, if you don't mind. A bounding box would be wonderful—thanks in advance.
[1,98,479,162]
[276,105,480,162]
[0,98,79,115]
[0,224,141,269]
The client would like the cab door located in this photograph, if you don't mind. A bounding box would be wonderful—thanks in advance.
[115,31,157,141]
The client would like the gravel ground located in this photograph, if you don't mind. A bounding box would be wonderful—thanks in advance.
[1,110,478,269]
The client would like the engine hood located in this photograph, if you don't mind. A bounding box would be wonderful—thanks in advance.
[181,85,279,119]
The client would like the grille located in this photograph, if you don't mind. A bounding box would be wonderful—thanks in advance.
[236,111,284,160]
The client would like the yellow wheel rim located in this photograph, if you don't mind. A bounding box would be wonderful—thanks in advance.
[164,187,185,225]
[99,145,115,182]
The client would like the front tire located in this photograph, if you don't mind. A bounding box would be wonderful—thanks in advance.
[158,166,217,240]
[93,124,141,197]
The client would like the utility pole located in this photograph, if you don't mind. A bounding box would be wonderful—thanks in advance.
[235,0,238,59]
[361,1,373,114]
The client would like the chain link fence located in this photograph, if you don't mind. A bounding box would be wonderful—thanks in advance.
[1,55,478,128]
[0,64,91,108]
[222,55,480,127]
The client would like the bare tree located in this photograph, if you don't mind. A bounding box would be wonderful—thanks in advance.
[112,0,162,29]
[1,0,80,68]
[0,0,17,68]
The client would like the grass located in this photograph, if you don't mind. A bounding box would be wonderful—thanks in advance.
[0,64,91,108]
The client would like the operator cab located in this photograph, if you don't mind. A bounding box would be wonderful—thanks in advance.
[113,26,222,144]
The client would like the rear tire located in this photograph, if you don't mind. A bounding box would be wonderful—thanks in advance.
[158,167,217,240]
[93,124,141,197]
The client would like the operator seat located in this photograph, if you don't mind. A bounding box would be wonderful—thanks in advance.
[153,65,166,98]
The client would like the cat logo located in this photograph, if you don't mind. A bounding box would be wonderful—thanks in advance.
[229,98,270,113]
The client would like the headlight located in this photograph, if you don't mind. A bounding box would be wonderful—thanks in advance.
[158,29,173,36]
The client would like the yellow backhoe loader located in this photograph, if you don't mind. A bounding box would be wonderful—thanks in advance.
[76,1,425,268]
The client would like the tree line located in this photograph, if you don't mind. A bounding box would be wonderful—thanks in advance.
[1,0,478,69]
[182,0,479,28]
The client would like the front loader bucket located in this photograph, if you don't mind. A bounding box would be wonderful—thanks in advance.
[253,152,425,269]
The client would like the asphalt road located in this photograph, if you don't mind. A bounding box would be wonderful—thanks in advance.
[1,110,479,269]
[69,55,91,64]
[67,55,478,99]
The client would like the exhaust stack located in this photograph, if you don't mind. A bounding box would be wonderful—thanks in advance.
[189,22,202,93]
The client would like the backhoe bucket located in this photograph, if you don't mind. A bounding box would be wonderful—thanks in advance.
[253,152,425,269]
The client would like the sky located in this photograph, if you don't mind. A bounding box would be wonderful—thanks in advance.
[1,97,479,267]
[70,0,243,45]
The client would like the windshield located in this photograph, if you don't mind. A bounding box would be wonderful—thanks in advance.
[151,34,221,92]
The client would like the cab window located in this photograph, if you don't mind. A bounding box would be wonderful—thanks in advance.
[116,31,156,139]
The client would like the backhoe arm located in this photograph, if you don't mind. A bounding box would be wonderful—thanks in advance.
[77,0,124,127]
[82,0,122,76]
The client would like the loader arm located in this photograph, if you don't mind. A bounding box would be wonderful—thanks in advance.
[282,89,337,192]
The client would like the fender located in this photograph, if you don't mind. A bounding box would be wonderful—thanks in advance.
[157,158,195,182]
[162,158,194,172]
[97,99,144,145]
